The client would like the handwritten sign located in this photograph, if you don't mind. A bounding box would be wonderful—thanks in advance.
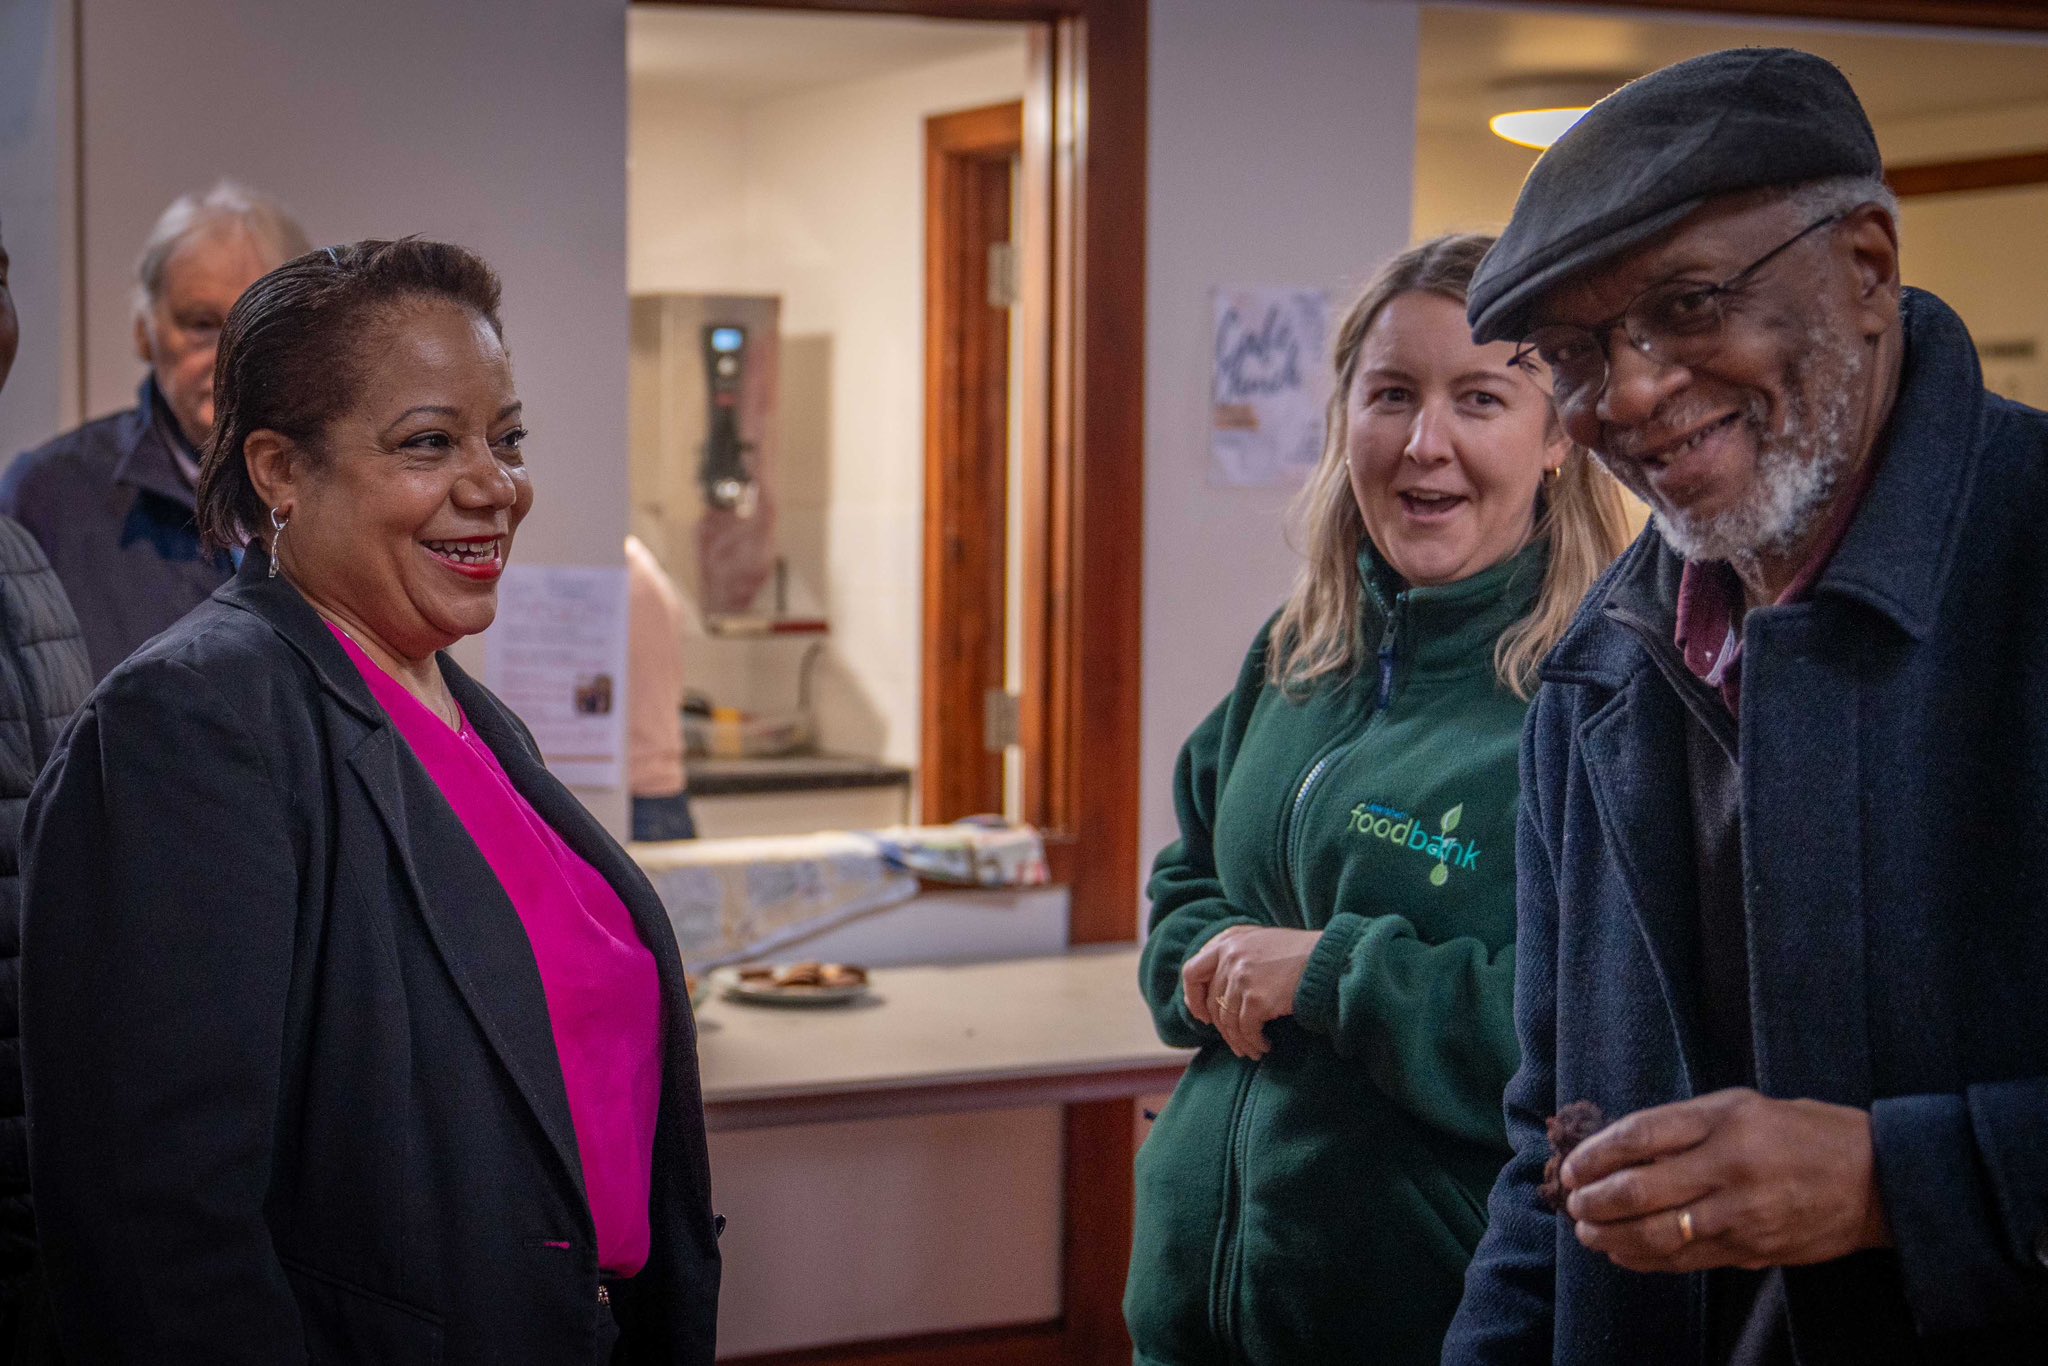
[1210,286,1332,488]
[484,564,629,787]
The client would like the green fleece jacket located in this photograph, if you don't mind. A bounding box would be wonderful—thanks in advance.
[1126,541,1539,1366]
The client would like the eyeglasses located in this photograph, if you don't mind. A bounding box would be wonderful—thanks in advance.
[1514,212,1846,410]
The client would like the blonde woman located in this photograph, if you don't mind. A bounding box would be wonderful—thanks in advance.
[1126,234,1630,1365]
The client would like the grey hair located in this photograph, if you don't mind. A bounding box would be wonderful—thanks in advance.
[133,180,311,316]
[1778,173,1899,225]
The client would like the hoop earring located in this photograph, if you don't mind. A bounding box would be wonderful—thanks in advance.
[269,506,290,579]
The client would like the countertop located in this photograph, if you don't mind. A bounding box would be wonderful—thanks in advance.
[687,753,914,797]
[695,944,1190,1129]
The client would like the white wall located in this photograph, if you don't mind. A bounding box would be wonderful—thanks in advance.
[1899,185,2048,407]
[1888,97,2048,408]
[1412,126,1535,239]
[631,45,1028,772]
[1141,0,1421,917]
[630,87,752,293]
[57,0,630,825]
[77,0,627,574]
[0,0,79,462]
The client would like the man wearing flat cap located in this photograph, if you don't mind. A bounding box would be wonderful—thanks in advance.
[1446,48,2048,1364]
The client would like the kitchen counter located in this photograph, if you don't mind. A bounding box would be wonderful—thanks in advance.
[686,753,913,797]
[697,944,1190,1131]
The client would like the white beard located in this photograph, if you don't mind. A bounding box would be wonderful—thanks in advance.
[1607,328,1865,566]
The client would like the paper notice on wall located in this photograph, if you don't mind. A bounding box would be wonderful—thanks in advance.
[484,565,628,787]
[1209,286,1333,489]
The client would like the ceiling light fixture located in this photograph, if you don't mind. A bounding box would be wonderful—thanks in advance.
[1486,75,1632,151]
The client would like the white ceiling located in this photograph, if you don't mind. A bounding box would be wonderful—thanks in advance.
[628,6,1031,104]
[1419,5,2048,136]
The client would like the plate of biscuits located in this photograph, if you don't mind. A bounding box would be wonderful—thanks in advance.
[713,961,872,1006]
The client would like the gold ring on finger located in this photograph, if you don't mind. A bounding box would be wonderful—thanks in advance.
[1677,1208,1696,1246]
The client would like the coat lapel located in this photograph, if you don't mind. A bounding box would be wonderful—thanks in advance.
[217,556,590,1206]
[448,667,707,1114]
[451,675,696,1031]
[218,552,707,1219]
[341,724,590,1204]
[1576,667,1708,1092]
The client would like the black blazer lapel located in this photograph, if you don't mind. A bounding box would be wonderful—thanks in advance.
[343,723,590,1210]
[449,674,722,1311]
[218,553,703,1233]
[446,668,705,1101]
[1578,669,1709,1092]
[216,561,591,1208]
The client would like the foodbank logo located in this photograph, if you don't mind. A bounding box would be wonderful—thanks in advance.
[1347,801,1480,886]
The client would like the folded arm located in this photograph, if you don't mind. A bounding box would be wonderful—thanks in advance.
[1290,907,1518,1146]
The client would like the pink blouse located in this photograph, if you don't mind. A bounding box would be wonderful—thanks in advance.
[330,626,662,1276]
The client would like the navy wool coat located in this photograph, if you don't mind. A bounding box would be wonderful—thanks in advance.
[19,550,720,1364]
[0,379,233,681]
[1447,290,2048,1363]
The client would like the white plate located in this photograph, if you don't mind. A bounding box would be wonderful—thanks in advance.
[711,965,873,1007]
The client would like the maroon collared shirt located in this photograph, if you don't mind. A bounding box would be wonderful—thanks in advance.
[1673,450,1881,716]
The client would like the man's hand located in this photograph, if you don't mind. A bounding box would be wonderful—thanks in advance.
[1181,925,1322,1060]
[1563,1088,1893,1274]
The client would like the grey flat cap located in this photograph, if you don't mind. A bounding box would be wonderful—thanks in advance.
[1468,47,1881,344]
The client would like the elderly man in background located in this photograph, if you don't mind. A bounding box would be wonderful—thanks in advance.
[0,180,307,679]
[1446,49,2048,1364]
[0,209,94,1365]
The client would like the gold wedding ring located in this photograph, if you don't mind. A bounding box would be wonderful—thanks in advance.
[1677,1208,1696,1246]
[1215,994,1233,1012]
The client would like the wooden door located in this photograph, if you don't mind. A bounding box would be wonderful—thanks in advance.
[922,101,1024,822]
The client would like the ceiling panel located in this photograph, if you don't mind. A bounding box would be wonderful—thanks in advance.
[1420,5,2048,139]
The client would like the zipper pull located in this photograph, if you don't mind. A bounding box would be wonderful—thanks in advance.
[1376,594,1405,710]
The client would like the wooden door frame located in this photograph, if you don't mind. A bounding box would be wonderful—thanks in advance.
[643,0,1142,947]
[922,100,1023,824]
[1888,149,2048,197]
[637,3,1145,1364]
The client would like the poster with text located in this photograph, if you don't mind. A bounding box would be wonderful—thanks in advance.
[1210,286,1333,488]
[484,564,628,787]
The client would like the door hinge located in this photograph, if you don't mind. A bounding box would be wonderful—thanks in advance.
[984,688,1021,751]
[987,242,1018,310]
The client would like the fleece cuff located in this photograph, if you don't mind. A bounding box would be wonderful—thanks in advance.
[1293,912,1369,1036]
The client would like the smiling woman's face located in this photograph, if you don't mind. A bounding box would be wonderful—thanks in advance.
[1347,290,1563,588]
[277,297,532,661]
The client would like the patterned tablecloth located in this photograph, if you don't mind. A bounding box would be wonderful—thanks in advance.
[631,822,1049,968]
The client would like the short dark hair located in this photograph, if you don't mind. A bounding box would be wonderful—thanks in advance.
[197,238,505,552]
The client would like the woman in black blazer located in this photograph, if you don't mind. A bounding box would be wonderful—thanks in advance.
[18,239,719,1364]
